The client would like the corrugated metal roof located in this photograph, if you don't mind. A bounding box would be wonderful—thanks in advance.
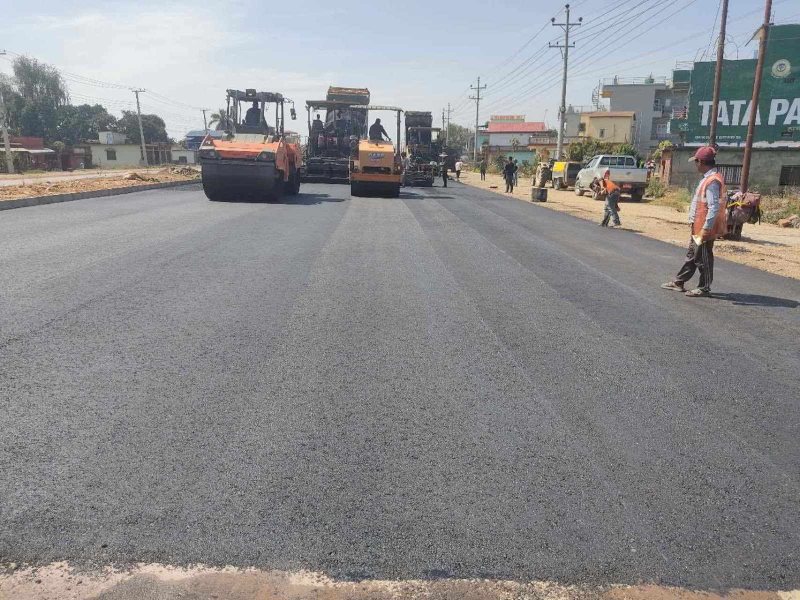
[485,122,547,133]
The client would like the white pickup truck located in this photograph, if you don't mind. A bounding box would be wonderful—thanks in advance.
[574,155,649,201]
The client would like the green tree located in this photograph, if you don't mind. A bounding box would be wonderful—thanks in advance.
[445,122,472,156]
[51,140,65,170]
[116,110,171,144]
[614,142,638,159]
[8,56,70,143]
[208,107,231,131]
[510,136,520,155]
[566,138,616,162]
[56,104,117,145]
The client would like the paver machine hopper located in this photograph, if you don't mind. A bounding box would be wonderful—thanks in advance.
[404,111,441,187]
[303,86,370,183]
[199,88,302,202]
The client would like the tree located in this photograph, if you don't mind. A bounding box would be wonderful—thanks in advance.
[51,141,65,171]
[116,111,171,144]
[8,56,70,143]
[56,104,117,145]
[566,138,616,162]
[208,108,231,131]
[510,136,520,155]
[445,122,472,156]
[614,142,638,159]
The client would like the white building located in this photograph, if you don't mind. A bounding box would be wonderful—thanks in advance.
[89,132,173,168]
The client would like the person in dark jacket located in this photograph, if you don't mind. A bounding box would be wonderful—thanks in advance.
[369,119,390,141]
[503,156,515,193]
[480,158,487,180]
[441,162,448,187]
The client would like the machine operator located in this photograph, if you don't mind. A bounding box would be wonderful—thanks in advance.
[369,118,390,142]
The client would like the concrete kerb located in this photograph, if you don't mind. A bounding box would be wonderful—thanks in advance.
[0,179,199,212]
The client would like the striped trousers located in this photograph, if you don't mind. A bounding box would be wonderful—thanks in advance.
[676,229,714,291]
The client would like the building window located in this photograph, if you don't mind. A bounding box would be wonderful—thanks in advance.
[779,165,800,186]
[599,129,605,138]
[105,149,117,161]
[178,156,188,164]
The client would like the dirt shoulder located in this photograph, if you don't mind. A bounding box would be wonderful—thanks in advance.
[460,171,800,281]
[0,167,200,202]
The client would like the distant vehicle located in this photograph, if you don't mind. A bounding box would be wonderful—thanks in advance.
[404,111,441,187]
[199,88,301,202]
[350,105,404,198]
[304,86,370,183]
[574,154,649,201]
[550,161,583,189]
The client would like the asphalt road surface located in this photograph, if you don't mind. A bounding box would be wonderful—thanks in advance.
[1,182,799,590]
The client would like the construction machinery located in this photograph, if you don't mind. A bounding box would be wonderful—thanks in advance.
[350,105,403,198]
[303,87,370,182]
[403,111,441,187]
[199,89,301,202]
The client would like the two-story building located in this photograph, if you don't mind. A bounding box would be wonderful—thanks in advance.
[479,115,549,163]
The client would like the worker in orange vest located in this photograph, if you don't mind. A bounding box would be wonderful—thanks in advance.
[593,171,622,227]
[661,146,727,297]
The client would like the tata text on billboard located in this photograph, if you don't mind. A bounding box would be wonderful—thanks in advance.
[673,25,800,147]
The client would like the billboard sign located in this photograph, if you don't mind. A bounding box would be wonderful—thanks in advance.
[671,24,800,146]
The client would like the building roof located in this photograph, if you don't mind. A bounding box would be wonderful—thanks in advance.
[584,111,636,118]
[186,130,224,138]
[486,121,547,133]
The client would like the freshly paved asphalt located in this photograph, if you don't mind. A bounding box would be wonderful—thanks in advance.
[1,182,799,589]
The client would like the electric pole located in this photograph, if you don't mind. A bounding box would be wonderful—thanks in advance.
[708,0,730,146]
[0,50,13,174]
[740,0,772,193]
[550,4,582,160]
[445,102,453,145]
[132,89,149,167]
[202,109,209,133]
[469,77,486,164]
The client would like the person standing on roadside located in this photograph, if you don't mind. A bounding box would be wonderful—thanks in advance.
[503,156,515,193]
[661,146,727,298]
[594,172,622,227]
[441,161,448,188]
[455,159,463,181]
[480,158,487,180]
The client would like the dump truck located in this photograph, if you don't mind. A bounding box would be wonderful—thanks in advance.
[350,105,403,197]
[199,89,301,202]
[303,87,370,182]
[403,111,441,187]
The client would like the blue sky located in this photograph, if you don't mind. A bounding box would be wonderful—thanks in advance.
[3,0,797,141]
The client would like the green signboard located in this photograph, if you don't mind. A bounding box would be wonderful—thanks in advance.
[671,24,800,146]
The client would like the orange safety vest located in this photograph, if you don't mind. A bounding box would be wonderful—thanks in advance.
[691,172,727,240]
[602,179,620,194]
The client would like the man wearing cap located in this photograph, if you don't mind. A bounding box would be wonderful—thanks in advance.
[661,146,727,297]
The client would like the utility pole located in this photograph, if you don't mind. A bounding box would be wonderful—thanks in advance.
[445,102,453,145]
[132,89,149,167]
[442,108,446,139]
[550,4,582,160]
[708,0,730,146]
[469,77,486,164]
[740,0,772,193]
[0,50,13,174]
[202,109,209,133]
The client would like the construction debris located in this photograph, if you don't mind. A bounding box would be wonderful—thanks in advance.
[777,215,800,228]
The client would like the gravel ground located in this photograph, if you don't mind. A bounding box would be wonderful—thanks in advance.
[1,182,798,593]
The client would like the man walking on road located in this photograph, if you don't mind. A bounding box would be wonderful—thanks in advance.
[661,146,727,297]
[503,156,515,193]
[441,161,448,188]
[480,158,487,180]
[455,159,463,181]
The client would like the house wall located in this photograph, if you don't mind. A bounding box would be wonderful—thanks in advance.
[667,146,800,192]
[580,115,635,143]
[91,144,144,168]
[171,150,196,164]
[488,132,533,147]
[603,83,662,153]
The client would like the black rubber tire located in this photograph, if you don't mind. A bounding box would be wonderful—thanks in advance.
[630,191,643,202]
[574,185,585,196]
[203,181,225,202]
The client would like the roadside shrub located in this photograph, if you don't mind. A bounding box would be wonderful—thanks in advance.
[519,160,533,177]
[646,177,667,198]
[760,187,800,224]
